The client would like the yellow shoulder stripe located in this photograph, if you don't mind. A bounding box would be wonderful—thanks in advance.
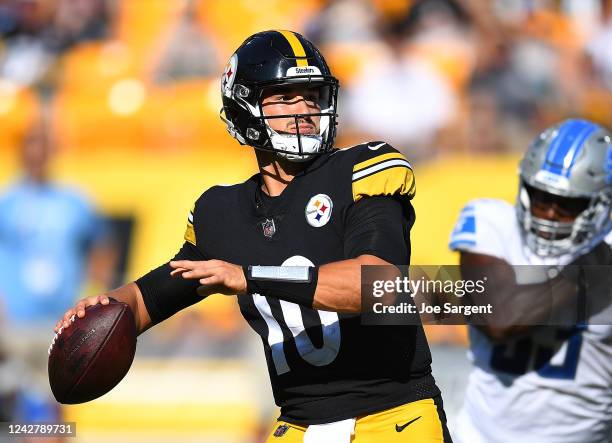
[277,30,308,67]
[184,207,196,246]
[353,152,406,174]
[352,166,416,202]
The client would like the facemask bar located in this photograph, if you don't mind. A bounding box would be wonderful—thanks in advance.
[219,108,247,144]
[259,111,331,158]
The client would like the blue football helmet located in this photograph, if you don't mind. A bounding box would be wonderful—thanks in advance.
[517,119,612,257]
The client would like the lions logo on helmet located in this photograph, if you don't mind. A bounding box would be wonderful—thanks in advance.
[219,30,339,162]
[517,119,612,257]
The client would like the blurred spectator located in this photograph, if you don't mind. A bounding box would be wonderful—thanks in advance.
[343,0,470,159]
[304,0,388,101]
[0,0,113,91]
[45,0,111,52]
[0,116,116,327]
[0,0,56,87]
[306,0,379,46]
[467,39,540,153]
[0,112,117,430]
[345,49,456,157]
[586,0,612,91]
[465,0,593,153]
[152,0,219,84]
[580,0,612,125]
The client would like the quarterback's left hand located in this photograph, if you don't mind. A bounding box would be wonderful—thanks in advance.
[170,259,247,296]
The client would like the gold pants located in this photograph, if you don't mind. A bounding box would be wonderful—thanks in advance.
[265,398,449,442]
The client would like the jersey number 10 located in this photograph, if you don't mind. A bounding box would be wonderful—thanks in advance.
[253,294,342,375]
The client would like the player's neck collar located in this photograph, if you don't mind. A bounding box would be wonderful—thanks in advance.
[242,174,296,219]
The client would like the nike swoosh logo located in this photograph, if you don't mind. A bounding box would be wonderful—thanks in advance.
[395,416,421,432]
[368,142,386,150]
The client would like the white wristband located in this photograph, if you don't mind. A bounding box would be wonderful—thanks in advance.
[249,265,312,282]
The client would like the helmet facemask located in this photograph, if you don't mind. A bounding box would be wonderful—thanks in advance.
[516,119,612,258]
[517,180,612,257]
[222,75,338,162]
[261,82,334,162]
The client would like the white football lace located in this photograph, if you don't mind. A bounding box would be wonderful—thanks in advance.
[48,314,76,355]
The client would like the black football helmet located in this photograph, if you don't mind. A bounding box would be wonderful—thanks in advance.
[220,30,339,161]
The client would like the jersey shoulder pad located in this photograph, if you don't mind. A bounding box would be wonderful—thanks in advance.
[334,141,415,202]
[449,198,515,259]
[183,182,244,246]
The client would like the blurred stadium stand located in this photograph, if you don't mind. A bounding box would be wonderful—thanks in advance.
[1,0,611,441]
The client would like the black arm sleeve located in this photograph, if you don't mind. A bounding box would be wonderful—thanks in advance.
[135,241,207,325]
[344,196,415,265]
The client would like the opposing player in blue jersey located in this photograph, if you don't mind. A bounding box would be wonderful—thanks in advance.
[449,119,612,442]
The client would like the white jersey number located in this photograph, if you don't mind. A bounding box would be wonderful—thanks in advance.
[252,294,341,375]
[250,255,341,375]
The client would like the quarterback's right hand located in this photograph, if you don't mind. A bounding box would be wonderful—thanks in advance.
[54,295,110,333]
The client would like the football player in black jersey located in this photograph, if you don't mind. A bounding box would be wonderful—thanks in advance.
[55,30,452,442]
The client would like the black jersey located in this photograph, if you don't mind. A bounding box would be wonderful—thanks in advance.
[137,142,440,424]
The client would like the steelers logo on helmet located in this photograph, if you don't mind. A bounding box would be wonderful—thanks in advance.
[305,194,333,227]
[221,54,237,98]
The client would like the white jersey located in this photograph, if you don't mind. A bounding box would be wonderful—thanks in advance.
[449,198,612,443]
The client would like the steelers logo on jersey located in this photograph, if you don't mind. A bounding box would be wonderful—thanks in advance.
[305,194,333,227]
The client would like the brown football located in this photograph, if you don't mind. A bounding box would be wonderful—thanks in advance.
[48,299,137,404]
